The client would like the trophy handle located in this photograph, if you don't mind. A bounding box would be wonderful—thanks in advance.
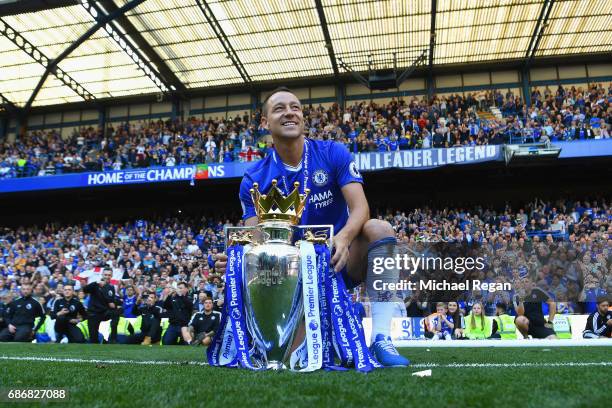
[296,224,334,249]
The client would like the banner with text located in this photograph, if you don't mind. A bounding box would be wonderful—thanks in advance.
[3,140,612,194]
[354,145,502,171]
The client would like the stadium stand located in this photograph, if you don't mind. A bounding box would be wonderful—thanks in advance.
[0,2,610,405]
[1,83,610,179]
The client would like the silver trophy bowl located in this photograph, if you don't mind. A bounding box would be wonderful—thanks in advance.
[225,222,333,370]
[243,221,301,369]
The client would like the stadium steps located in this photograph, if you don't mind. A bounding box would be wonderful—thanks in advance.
[477,111,497,121]
[489,106,503,120]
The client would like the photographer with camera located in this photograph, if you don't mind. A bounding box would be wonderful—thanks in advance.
[126,292,163,345]
[162,281,193,345]
[82,268,120,344]
[50,284,87,343]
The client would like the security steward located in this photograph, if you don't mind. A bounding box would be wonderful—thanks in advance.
[189,298,221,346]
[83,268,120,344]
[51,284,87,343]
[162,281,193,345]
[0,283,45,342]
[490,302,517,339]
[0,293,12,331]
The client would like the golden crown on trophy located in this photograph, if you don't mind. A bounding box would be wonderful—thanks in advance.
[250,179,310,225]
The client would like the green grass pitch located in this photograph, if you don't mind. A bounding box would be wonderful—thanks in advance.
[1,344,610,407]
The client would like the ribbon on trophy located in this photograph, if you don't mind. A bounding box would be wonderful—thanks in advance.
[289,241,323,372]
[288,242,381,373]
[207,245,262,370]
[209,242,381,373]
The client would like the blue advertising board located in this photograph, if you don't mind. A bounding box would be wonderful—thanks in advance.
[1,140,610,194]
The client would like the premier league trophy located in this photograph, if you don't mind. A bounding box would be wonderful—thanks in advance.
[208,180,380,372]
[238,179,329,369]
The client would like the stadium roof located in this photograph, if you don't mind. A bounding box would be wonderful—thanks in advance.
[0,0,610,108]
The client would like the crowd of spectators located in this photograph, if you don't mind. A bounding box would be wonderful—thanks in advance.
[0,196,609,342]
[1,82,610,179]
[385,197,611,320]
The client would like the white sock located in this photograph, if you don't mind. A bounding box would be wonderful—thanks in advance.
[366,238,402,344]
[370,301,394,343]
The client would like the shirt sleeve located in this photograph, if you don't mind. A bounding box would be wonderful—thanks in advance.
[50,301,60,319]
[329,141,363,188]
[239,175,257,220]
[534,287,553,302]
[78,302,88,319]
[83,282,96,294]
[211,312,221,333]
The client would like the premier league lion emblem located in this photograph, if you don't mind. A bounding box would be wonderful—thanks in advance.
[309,319,319,331]
[333,304,343,317]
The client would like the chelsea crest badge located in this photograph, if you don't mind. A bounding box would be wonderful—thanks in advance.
[312,169,329,187]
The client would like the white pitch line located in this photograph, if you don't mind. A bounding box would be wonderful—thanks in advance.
[1,356,611,369]
[394,338,612,347]
[0,356,208,366]
[410,362,612,368]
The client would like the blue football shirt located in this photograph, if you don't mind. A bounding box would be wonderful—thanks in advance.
[239,139,363,235]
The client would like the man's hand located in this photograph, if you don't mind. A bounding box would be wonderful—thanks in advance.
[69,319,79,324]
[8,324,16,334]
[214,253,227,274]
[57,308,68,316]
[331,234,350,273]
[108,302,116,309]
[606,318,612,327]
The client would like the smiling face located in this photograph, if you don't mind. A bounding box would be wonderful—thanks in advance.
[262,91,304,139]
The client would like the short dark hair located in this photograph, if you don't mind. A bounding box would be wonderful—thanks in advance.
[177,281,188,288]
[496,302,507,312]
[596,296,609,305]
[262,86,294,116]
